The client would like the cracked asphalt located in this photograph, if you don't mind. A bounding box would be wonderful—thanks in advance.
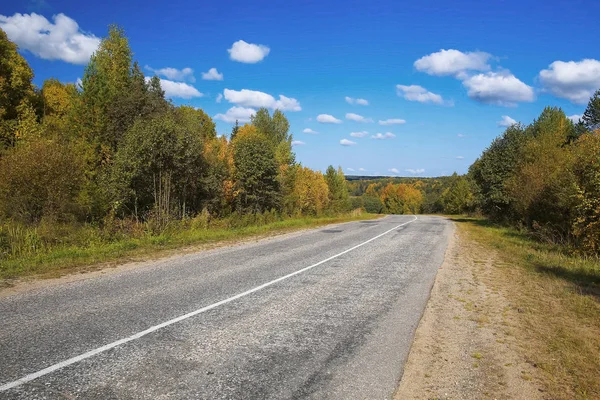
[0,215,452,399]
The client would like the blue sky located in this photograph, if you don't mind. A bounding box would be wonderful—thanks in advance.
[2,0,600,177]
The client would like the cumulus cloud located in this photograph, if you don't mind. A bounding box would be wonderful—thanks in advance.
[396,85,445,105]
[414,49,491,77]
[371,132,396,140]
[568,114,582,123]
[347,168,355,172]
[145,66,195,82]
[456,156,465,160]
[457,133,466,138]
[317,114,342,124]
[462,71,534,106]
[539,59,600,104]
[405,168,425,174]
[359,168,367,172]
[145,77,203,99]
[345,113,373,123]
[214,106,256,123]
[201,67,223,81]
[388,168,400,174]
[223,88,301,111]
[291,140,305,146]
[350,131,369,138]
[340,139,356,146]
[0,12,100,65]
[228,40,270,63]
[497,115,517,127]
[345,96,369,105]
[303,128,318,134]
[216,93,223,103]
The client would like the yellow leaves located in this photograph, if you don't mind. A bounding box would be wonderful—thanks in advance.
[292,166,329,216]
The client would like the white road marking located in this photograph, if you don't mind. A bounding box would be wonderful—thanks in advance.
[0,216,417,392]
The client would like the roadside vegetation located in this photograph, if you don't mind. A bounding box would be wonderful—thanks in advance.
[455,217,600,399]
[0,26,362,280]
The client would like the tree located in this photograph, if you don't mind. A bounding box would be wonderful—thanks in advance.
[290,166,329,215]
[0,28,37,148]
[41,78,78,137]
[325,165,351,213]
[232,124,280,213]
[581,89,600,131]
[469,123,529,221]
[441,173,473,214]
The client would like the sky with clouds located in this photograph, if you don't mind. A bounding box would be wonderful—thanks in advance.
[1,0,599,177]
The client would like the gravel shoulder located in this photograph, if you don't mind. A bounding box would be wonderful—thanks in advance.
[395,220,543,399]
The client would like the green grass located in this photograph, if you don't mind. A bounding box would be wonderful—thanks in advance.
[452,216,600,400]
[0,213,380,281]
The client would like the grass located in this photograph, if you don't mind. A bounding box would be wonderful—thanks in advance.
[0,212,380,282]
[452,217,600,400]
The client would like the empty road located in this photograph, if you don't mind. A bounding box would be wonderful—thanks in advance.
[0,215,452,399]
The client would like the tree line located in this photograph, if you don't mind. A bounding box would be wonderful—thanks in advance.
[0,26,353,257]
[347,93,600,254]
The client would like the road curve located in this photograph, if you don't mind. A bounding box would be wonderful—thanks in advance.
[0,215,452,399]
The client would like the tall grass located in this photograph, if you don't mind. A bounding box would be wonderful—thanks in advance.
[0,209,375,281]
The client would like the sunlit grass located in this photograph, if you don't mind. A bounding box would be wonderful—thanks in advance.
[453,216,600,399]
[0,213,380,281]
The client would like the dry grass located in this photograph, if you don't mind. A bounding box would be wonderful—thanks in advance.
[453,217,600,399]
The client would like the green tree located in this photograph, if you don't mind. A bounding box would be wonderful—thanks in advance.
[581,89,600,131]
[441,173,473,214]
[324,165,351,213]
[232,125,280,213]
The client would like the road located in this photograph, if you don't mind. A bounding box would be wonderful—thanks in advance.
[0,215,452,399]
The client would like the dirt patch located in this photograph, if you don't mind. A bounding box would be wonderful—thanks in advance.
[395,223,543,399]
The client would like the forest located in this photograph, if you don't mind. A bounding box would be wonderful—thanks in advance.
[0,26,353,270]
[1,23,599,273]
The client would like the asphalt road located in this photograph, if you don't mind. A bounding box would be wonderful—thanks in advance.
[0,215,452,399]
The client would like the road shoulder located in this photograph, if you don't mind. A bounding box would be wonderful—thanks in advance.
[395,220,542,399]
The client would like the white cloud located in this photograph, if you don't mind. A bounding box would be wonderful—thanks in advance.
[568,114,582,123]
[539,59,600,104]
[146,66,195,82]
[371,132,396,140]
[228,40,270,63]
[359,168,367,172]
[414,49,491,77]
[292,140,305,146]
[497,115,517,127]
[345,113,373,123]
[350,131,369,138]
[340,139,356,146]
[396,84,445,105]
[405,168,425,174]
[379,118,406,126]
[201,67,223,81]
[145,77,203,99]
[388,168,400,174]
[214,106,256,123]
[303,128,318,134]
[347,168,355,172]
[0,12,100,65]
[456,156,465,160]
[457,133,466,138]
[462,71,534,106]
[345,96,369,105]
[223,88,301,111]
[216,93,223,103]
[317,114,342,124]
